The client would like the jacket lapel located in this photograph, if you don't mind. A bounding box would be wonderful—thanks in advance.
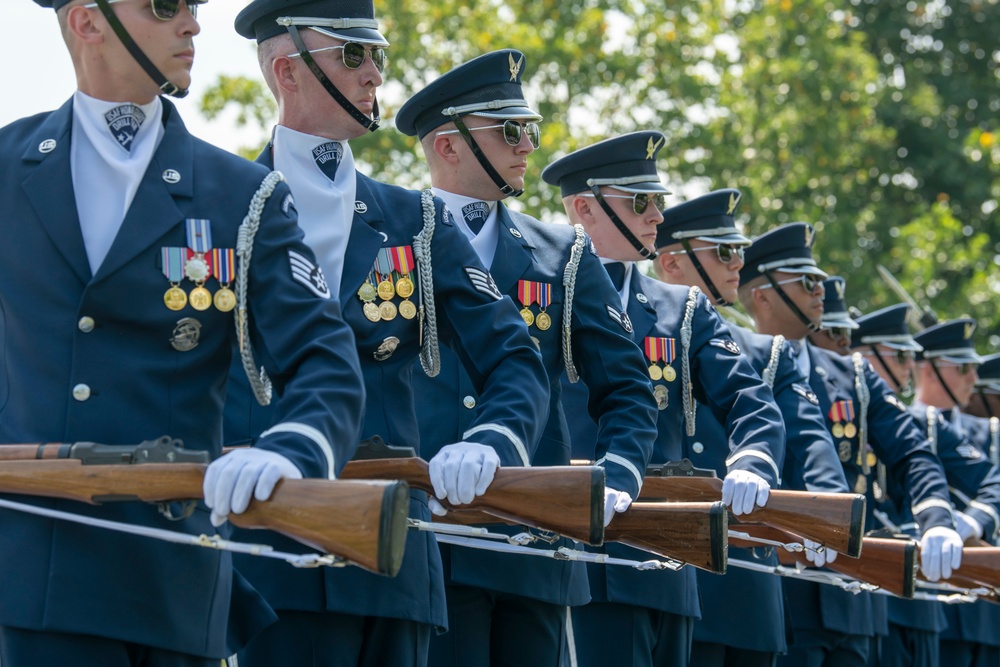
[488,205,533,294]
[340,175,385,304]
[93,100,190,283]
[21,99,91,285]
[627,271,658,343]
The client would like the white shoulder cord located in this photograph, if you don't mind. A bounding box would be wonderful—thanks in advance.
[927,406,939,456]
[413,189,440,377]
[990,417,999,466]
[852,352,871,475]
[681,286,700,436]
[562,225,587,383]
[763,334,786,389]
[236,171,285,406]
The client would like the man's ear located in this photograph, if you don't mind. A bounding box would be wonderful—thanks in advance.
[571,194,595,223]
[272,55,298,93]
[432,132,461,163]
[66,4,104,43]
[656,250,683,279]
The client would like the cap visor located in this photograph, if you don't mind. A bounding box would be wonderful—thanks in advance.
[471,107,543,123]
[311,26,389,47]
[693,232,752,245]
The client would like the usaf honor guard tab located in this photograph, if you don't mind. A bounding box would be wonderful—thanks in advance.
[105,104,146,153]
[313,141,343,181]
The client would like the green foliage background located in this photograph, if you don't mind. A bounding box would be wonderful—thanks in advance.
[201,0,1000,347]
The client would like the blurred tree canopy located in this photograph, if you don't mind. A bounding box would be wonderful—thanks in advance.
[201,0,999,346]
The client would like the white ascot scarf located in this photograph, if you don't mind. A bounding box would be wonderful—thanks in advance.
[272,125,357,298]
[71,91,163,274]
[431,187,500,268]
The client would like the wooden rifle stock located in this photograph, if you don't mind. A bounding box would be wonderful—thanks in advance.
[341,457,605,546]
[605,501,728,574]
[639,474,866,558]
[731,525,916,598]
[442,502,728,573]
[953,547,1000,592]
[0,438,409,576]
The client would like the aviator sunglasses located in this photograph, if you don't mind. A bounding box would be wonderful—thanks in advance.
[667,243,745,264]
[582,191,668,215]
[437,120,542,150]
[866,348,916,365]
[935,361,977,375]
[757,274,820,293]
[289,42,388,73]
[84,0,206,20]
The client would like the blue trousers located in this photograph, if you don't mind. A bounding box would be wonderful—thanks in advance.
[778,627,869,667]
[571,602,693,667]
[0,625,215,667]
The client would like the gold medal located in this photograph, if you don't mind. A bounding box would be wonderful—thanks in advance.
[214,286,236,312]
[358,282,377,302]
[866,451,877,468]
[662,365,677,383]
[648,364,663,381]
[189,286,212,311]
[844,422,858,439]
[536,311,552,331]
[363,302,381,322]
[164,285,187,311]
[396,276,415,299]
[379,301,398,321]
[520,307,535,327]
[377,280,396,301]
[832,423,845,439]
[653,384,669,411]
[838,441,852,462]
[399,299,417,320]
[854,474,868,495]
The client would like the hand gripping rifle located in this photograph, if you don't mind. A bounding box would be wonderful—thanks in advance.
[0,436,410,576]
[339,437,607,546]
[637,460,867,558]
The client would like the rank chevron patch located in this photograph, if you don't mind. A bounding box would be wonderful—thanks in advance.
[289,250,331,299]
[606,304,633,334]
[464,266,503,300]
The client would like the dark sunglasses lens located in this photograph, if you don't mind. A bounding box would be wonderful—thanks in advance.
[830,328,846,338]
[895,350,913,364]
[961,363,973,375]
[717,245,744,263]
[802,276,817,292]
[342,42,366,68]
[501,121,521,146]
[525,123,540,148]
[152,0,179,18]
[370,47,386,72]
[631,193,666,215]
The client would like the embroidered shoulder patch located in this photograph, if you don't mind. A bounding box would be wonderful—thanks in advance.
[288,250,331,298]
[957,443,984,460]
[791,383,820,405]
[710,338,741,355]
[606,305,633,334]
[441,206,456,227]
[282,193,296,215]
[464,266,503,300]
[885,394,908,412]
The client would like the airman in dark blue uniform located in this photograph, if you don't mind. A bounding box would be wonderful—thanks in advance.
[225,4,549,667]
[394,50,658,667]
[809,276,859,357]
[738,224,963,667]
[912,319,1000,667]
[542,134,787,667]
[966,352,1000,424]
[0,2,366,666]
[654,190,848,667]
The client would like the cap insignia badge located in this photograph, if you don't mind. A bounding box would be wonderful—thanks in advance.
[508,53,524,81]
[964,322,975,340]
[645,136,664,160]
[727,192,740,215]
[804,225,815,247]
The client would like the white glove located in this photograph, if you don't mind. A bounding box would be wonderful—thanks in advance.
[203,448,302,527]
[955,511,984,543]
[803,538,839,568]
[920,525,964,581]
[603,487,634,527]
[427,442,500,515]
[721,470,770,516]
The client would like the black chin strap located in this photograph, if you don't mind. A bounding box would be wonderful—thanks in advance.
[587,183,656,259]
[928,359,963,408]
[762,271,820,332]
[286,25,379,132]
[447,113,521,197]
[869,346,906,395]
[975,390,995,419]
[680,238,727,306]
[93,0,188,98]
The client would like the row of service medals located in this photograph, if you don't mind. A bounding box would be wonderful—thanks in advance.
[829,399,874,494]
[357,246,417,322]
[645,337,676,410]
[161,220,236,313]
[517,280,552,331]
